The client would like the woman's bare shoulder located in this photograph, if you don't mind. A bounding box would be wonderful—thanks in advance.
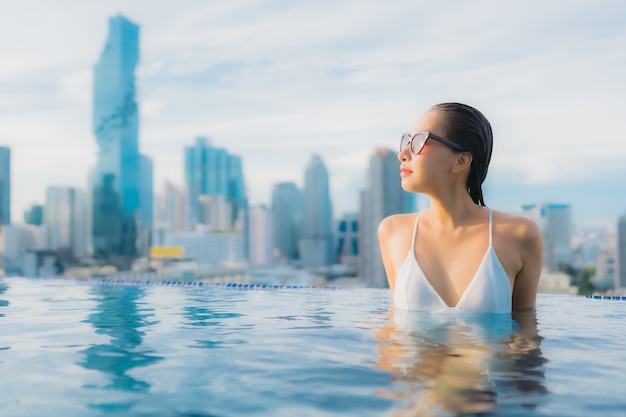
[378,212,418,238]
[493,209,542,244]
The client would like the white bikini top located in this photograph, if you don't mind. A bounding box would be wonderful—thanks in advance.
[393,209,512,314]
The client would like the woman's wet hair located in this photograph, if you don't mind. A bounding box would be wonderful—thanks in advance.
[431,102,493,206]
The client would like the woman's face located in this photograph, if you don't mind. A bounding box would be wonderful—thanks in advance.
[398,110,458,193]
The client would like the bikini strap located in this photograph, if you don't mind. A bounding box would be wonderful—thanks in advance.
[410,213,421,251]
[488,208,494,248]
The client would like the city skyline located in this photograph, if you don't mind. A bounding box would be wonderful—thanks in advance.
[1,1,626,228]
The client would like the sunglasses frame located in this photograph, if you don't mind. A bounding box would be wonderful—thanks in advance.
[400,131,467,155]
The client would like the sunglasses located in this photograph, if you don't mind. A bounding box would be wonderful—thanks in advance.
[400,131,467,155]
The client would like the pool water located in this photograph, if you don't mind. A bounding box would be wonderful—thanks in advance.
[1,277,625,417]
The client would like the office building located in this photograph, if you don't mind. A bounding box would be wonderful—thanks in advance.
[184,137,246,231]
[300,155,333,268]
[153,181,187,242]
[92,15,151,260]
[0,146,10,224]
[618,215,626,289]
[163,230,245,267]
[360,148,414,287]
[336,213,359,269]
[45,186,88,261]
[271,182,302,262]
[24,204,44,226]
[247,205,273,267]
[519,203,572,272]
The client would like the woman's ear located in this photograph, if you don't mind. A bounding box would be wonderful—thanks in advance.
[452,152,473,173]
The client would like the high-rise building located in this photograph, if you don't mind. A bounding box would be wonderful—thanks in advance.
[336,213,359,269]
[45,186,88,261]
[519,203,572,272]
[300,155,333,269]
[24,204,44,226]
[360,148,415,287]
[184,137,246,231]
[92,15,150,261]
[198,195,233,231]
[154,181,187,236]
[247,205,273,267]
[271,182,302,262]
[0,146,10,225]
[139,154,153,230]
[617,215,626,289]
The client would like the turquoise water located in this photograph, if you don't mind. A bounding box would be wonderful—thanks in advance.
[1,277,625,416]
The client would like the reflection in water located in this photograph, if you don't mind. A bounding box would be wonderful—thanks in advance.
[183,299,243,349]
[0,279,8,318]
[78,285,162,412]
[375,309,547,416]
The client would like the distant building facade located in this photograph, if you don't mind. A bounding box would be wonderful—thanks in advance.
[162,230,245,267]
[0,146,10,225]
[45,186,89,261]
[518,203,572,272]
[23,204,44,226]
[617,215,626,289]
[592,249,616,291]
[92,15,152,262]
[271,182,302,262]
[184,137,246,231]
[300,155,333,269]
[360,148,415,287]
[247,205,274,267]
[336,213,359,269]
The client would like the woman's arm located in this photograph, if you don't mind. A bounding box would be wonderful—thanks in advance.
[512,217,543,311]
[378,216,398,294]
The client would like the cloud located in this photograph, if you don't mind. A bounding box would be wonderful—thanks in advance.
[1,0,626,226]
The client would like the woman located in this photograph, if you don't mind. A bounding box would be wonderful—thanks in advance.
[378,102,543,313]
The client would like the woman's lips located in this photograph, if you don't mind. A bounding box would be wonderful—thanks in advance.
[400,167,413,177]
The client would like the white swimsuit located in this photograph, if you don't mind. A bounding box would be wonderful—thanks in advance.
[394,209,512,314]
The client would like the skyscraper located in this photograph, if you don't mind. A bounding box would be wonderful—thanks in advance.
[617,215,626,289]
[300,154,333,268]
[184,137,246,230]
[23,204,44,226]
[518,203,572,272]
[360,148,414,287]
[247,205,274,267]
[336,213,359,269]
[92,15,152,260]
[45,186,88,261]
[271,182,302,262]
[0,146,10,225]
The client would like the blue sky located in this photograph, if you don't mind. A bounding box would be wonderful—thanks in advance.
[1,0,625,229]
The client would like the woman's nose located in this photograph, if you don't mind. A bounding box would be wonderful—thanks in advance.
[398,145,410,162]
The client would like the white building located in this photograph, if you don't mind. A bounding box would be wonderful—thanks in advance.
[198,194,233,231]
[1,224,46,273]
[162,229,245,267]
[518,203,572,272]
[592,249,616,291]
[617,215,626,290]
[247,205,273,267]
[45,186,88,260]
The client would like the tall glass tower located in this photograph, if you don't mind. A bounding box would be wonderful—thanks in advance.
[271,182,302,262]
[184,137,246,230]
[0,146,10,225]
[300,154,333,268]
[360,148,414,287]
[92,15,151,259]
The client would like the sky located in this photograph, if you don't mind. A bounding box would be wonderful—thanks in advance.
[1,0,625,229]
